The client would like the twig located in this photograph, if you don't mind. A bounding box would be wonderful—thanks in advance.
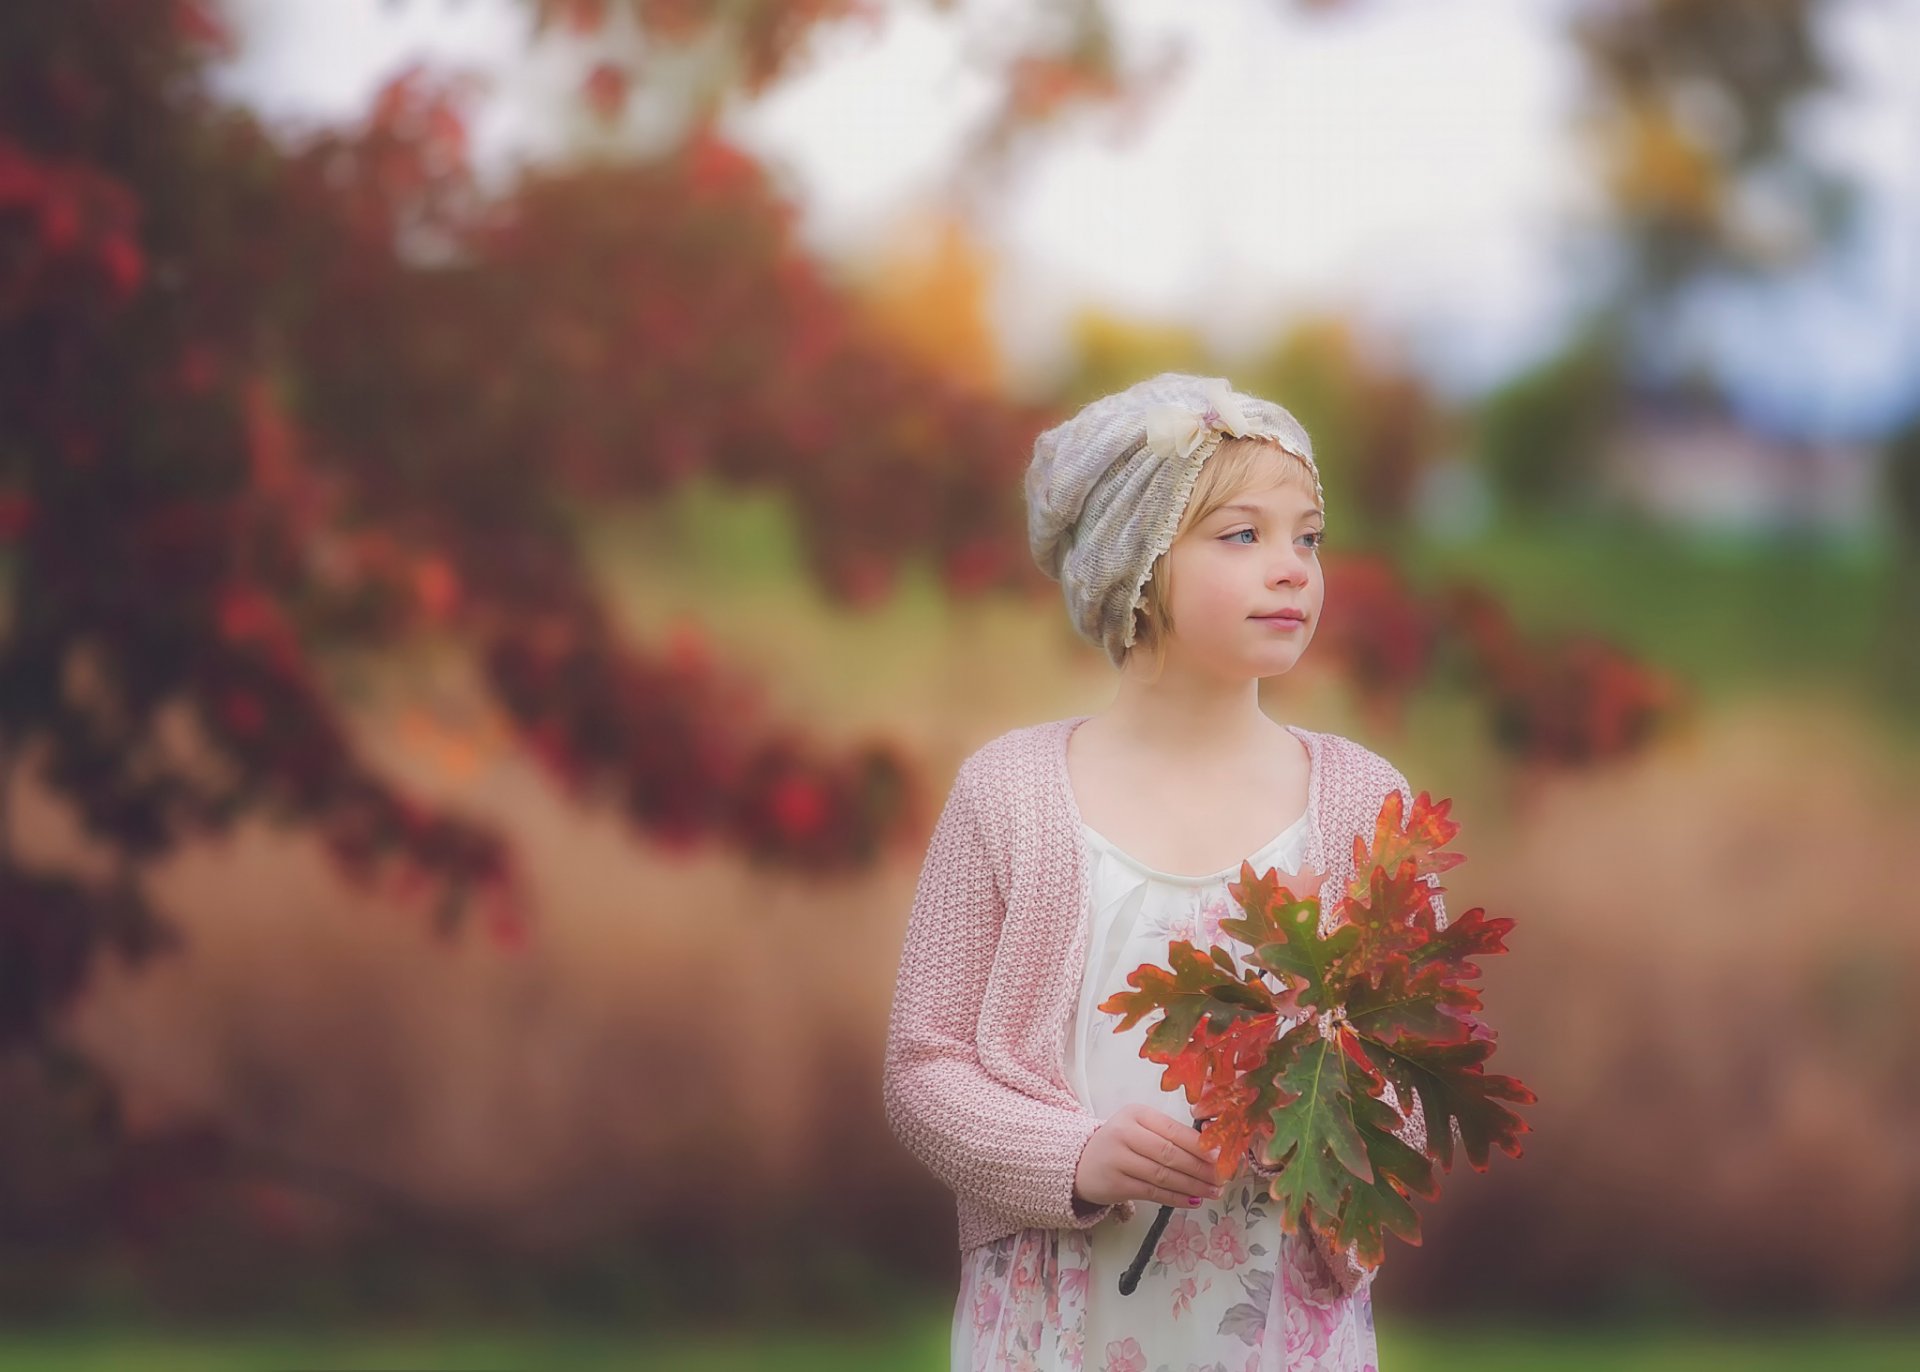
[1117,1202,1172,1295]
[1118,1113,1220,1295]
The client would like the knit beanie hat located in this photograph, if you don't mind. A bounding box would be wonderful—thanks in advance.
[1025,372,1320,669]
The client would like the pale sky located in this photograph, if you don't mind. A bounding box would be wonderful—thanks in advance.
[212,0,1918,437]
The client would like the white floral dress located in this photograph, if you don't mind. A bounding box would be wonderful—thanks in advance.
[950,800,1380,1372]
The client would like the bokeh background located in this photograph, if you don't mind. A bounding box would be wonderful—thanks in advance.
[3,1,1918,1368]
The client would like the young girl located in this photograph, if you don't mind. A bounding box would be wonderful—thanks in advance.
[884,373,1447,1372]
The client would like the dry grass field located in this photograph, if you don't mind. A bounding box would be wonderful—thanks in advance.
[14,494,1916,1327]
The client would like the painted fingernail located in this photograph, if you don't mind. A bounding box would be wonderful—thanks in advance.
[1187,1197,1203,1206]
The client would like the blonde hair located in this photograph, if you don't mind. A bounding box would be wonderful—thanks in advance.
[1123,435,1319,677]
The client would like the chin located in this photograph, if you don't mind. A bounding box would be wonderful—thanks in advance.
[1231,644,1305,674]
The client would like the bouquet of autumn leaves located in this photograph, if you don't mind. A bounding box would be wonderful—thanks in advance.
[1100,790,1535,1274]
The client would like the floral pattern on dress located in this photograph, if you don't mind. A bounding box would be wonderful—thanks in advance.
[954,1189,1377,1370]
[1140,889,1271,974]
[957,1228,1095,1372]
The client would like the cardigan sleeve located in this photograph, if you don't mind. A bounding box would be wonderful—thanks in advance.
[1379,761,1453,1154]
[882,759,1121,1233]
[1320,761,1458,1295]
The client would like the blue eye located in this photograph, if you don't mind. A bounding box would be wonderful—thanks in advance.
[1220,529,1325,549]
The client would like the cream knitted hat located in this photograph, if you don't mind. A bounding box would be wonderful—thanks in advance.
[1025,372,1320,669]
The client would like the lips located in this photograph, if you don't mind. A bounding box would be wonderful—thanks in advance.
[1252,610,1307,621]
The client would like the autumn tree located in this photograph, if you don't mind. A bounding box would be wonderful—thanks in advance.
[0,0,1077,1086]
[2,0,1694,1266]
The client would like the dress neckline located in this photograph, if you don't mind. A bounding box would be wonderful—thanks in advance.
[1078,805,1311,886]
[1058,714,1321,885]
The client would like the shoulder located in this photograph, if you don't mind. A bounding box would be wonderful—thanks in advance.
[1300,727,1416,853]
[950,717,1072,809]
[1300,726,1448,925]
[959,717,1068,775]
[1299,727,1415,806]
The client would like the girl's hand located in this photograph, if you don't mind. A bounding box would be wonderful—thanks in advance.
[1073,1104,1227,1210]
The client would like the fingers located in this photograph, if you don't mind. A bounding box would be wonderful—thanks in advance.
[1172,1113,1210,1153]
[1128,1112,1221,1174]
[1135,1108,1218,1165]
[1119,1169,1218,1210]
[1127,1115,1224,1194]
[1116,1146,1222,1208]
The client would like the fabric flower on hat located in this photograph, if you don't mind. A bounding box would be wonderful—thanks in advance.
[1142,376,1253,462]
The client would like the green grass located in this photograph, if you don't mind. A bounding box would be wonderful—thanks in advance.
[1397,510,1894,702]
[5,1317,1919,1371]
[1378,1319,1920,1372]
[591,479,1905,707]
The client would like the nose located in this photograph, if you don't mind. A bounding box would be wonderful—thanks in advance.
[1267,544,1312,587]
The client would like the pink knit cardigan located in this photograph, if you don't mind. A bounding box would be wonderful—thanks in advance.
[882,713,1448,1269]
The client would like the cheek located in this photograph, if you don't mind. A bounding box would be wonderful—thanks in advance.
[1170,556,1243,616]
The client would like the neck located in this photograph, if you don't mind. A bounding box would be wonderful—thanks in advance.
[1099,659,1279,759]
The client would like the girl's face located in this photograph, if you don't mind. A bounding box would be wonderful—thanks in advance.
[1158,476,1325,680]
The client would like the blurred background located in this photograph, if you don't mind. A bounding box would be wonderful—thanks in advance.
[2,0,1918,1368]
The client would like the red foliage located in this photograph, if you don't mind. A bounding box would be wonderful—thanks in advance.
[1315,550,1440,708]
[1,1,1014,1059]
[0,493,32,540]
[1310,553,1683,765]
[1436,582,1685,765]
[171,0,233,54]
[558,0,610,34]
[0,138,146,313]
[583,62,630,121]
